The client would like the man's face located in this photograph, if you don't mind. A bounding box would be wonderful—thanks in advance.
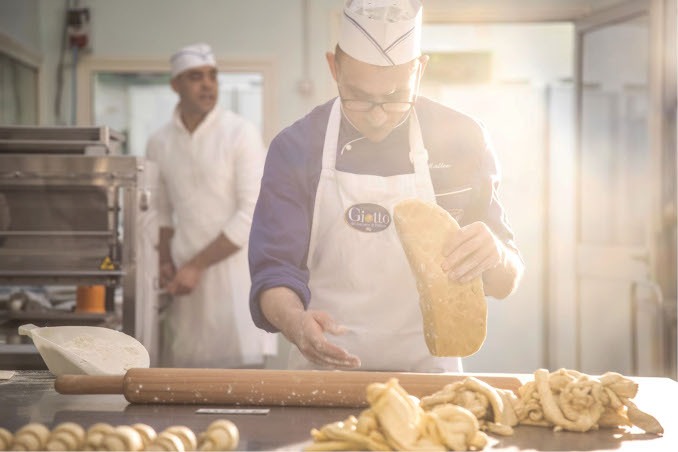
[171,65,218,116]
[335,55,423,143]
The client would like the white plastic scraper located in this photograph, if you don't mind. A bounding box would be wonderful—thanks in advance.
[19,324,149,376]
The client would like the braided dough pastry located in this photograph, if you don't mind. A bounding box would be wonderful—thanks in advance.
[10,423,50,451]
[1,422,212,452]
[163,426,197,451]
[394,199,487,357]
[0,427,13,451]
[100,426,144,451]
[197,420,239,451]
[145,432,185,452]
[131,424,157,449]
[85,423,114,450]
[46,422,85,451]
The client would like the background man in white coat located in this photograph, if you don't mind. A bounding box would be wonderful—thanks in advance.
[147,43,275,368]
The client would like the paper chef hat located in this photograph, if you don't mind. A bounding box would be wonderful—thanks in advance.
[170,43,217,77]
[338,0,423,66]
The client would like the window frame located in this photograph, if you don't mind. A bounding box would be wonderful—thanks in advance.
[76,57,279,145]
[0,30,42,124]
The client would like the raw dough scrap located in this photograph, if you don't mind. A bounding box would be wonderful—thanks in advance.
[420,376,519,436]
[514,369,663,434]
[394,199,487,357]
[0,370,15,380]
[307,379,489,451]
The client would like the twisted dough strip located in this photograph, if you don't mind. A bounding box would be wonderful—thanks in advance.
[425,404,488,451]
[420,377,519,436]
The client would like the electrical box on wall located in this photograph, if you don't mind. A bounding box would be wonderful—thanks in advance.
[67,7,91,51]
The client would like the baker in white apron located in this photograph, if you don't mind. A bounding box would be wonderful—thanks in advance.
[249,0,524,373]
[287,98,461,372]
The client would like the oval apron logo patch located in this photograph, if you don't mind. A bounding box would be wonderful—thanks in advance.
[344,203,391,233]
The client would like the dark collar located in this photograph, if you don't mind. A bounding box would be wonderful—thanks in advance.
[337,109,411,155]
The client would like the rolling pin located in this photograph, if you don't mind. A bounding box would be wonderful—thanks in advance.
[55,368,522,407]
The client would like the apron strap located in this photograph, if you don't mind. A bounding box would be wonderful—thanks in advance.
[409,108,436,203]
[321,98,342,170]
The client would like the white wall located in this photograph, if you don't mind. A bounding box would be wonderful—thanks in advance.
[37,0,69,125]
[1,0,638,128]
[0,0,40,53]
[33,0,344,129]
[423,23,573,85]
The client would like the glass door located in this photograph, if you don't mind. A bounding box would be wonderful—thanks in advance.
[574,0,667,376]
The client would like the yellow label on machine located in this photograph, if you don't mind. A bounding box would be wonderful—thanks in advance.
[99,256,116,270]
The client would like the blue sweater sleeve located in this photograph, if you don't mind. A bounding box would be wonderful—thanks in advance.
[248,103,329,332]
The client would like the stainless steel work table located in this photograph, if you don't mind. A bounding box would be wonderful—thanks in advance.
[0,371,676,451]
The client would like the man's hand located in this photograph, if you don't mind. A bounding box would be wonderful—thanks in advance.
[159,260,176,288]
[167,261,203,296]
[285,309,361,369]
[165,233,239,296]
[260,287,361,369]
[442,221,504,284]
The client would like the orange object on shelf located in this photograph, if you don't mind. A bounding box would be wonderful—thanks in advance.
[75,285,106,313]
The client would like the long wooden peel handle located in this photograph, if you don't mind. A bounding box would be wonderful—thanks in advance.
[55,375,124,394]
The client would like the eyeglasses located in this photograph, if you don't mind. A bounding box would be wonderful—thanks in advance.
[340,98,415,113]
[336,61,424,113]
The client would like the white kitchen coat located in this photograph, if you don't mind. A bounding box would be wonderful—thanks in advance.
[288,99,462,372]
[146,106,277,368]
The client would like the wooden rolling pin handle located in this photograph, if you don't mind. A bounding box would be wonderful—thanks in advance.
[55,375,124,394]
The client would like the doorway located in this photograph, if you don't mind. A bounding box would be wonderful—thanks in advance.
[420,0,676,377]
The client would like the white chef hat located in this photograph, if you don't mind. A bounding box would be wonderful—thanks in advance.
[338,0,423,67]
[170,43,217,77]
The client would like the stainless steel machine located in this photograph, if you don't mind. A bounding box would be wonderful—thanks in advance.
[0,126,159,368]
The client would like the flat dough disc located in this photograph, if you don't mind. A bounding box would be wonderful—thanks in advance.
[0,370,16,380]
[394,199,487,357]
